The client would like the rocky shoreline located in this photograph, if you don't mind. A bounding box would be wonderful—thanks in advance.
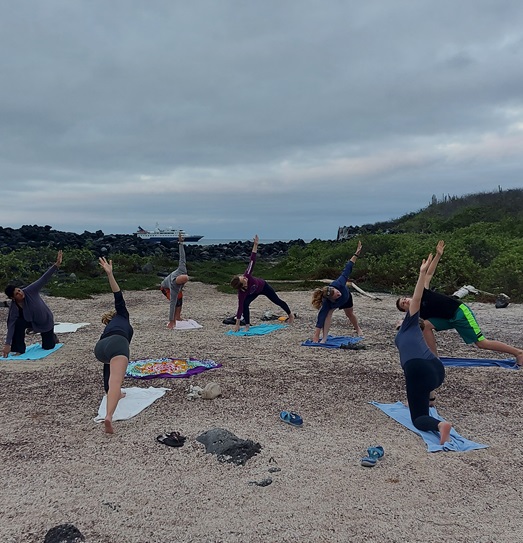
[0,225,309,261]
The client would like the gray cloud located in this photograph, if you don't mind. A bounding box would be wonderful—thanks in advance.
[1,1,522,239]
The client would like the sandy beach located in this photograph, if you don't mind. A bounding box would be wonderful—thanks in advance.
[1,283,522,543]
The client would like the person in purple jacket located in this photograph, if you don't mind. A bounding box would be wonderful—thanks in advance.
[311,242,363,343]
[2,250,63,357]
[230,235,294,332]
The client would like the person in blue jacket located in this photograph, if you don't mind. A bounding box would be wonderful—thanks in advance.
[311,241,363,342]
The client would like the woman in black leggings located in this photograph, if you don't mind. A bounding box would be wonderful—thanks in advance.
[230,235,294,332]
[394,253,452,445]
[94,257,133,434]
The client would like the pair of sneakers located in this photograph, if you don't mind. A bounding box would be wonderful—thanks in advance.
[360,445,384,467]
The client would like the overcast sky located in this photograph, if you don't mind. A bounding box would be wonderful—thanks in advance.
[1,1,522,240]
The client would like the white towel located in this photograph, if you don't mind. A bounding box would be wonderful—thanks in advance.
[174,319,203,330]
[94,386,170,423]
[54,322,90,333]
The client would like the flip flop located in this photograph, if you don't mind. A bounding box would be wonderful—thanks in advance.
[279,411,303,427]
[156,432,186,448]
[360,456,377,467]
[367,446,384,459]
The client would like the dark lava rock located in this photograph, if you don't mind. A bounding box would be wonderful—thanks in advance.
[196,428,262,466]
[43,523,85,543]
[0,225,307,261]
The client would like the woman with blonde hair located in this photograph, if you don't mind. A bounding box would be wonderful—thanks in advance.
[311,241,363,343]
[231,234,294,332]
[94,257,133,434]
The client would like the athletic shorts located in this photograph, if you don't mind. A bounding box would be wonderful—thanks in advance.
[427,304,485,344]
[160,287,183,307]
[94,335,130,364]
[338,293,354,311]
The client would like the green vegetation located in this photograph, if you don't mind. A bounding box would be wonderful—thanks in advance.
[1,188,522,301]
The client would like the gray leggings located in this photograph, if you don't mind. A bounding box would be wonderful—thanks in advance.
[94,335,130,393]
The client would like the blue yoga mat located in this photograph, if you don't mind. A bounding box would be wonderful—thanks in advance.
[370,401,488,453]
[0,342,63,360]
[440,356,518,370]
[302,335,363,349]
[226,323,287,336]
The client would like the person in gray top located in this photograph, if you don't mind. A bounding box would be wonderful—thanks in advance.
[3,250,63,357]
[160,232,189,328]
[395,252,452,445]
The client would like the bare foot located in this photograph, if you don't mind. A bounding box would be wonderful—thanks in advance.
[516,352,523,366]
[287,314,295,325]
[356,329,364,338]
[438,421,452,445]
[104,418,114,434]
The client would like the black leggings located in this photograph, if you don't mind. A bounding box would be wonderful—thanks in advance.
[243,283,291,325]
[11,316,56,354]
[403,358,445,432]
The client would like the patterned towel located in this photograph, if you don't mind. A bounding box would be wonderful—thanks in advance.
[302,335,363,349]
[226,323,287,336]
[0,342,63,360]
[440,357,518,370]
[126,357,221,379]
[370,401,488,453]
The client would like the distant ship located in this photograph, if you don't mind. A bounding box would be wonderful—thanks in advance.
[135,224,204,242]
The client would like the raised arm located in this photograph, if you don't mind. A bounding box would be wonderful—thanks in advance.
[177,241,187,275]
[252,234,259,254]
[349,241,362,265]
[409,254,433,316]
[424,240,444,288]
[99,257,120,293]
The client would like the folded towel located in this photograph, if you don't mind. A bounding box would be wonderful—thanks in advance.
[0,342,63,360]
[226,323,287,336]
[93,386,169,423]
[174,319,203,330]
[440,356,518,369]
[370,401,488,453]
[302,335,363,349]
[54,322,90,333]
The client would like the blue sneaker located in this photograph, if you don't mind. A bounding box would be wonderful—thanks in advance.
[279,411,303,427]
[360,456,377,467]
[367,446,384,460]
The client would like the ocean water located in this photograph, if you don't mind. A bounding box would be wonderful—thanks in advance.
[192,238,312,246]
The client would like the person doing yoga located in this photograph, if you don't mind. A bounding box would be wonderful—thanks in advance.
[395,253,452,445]
[396,241,523,366]
[160,232,189,329]
[311,241,363,343]
[231,235,294,332]
[3,250,63,357]
[94,257,134,434]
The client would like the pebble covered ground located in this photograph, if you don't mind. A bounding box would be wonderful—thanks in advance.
[1,283,522,542]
